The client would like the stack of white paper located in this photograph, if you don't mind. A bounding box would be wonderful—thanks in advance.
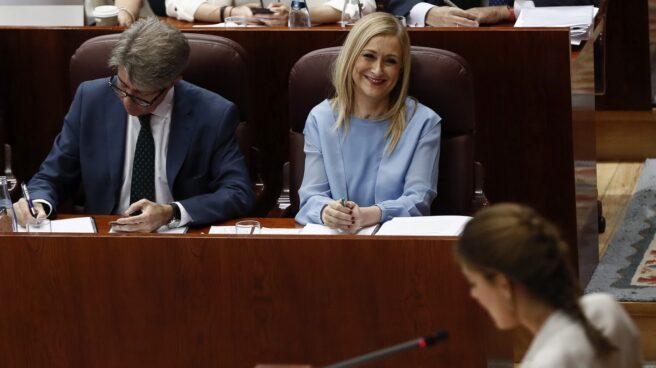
[514,6,599,45]
[375,216,472,236]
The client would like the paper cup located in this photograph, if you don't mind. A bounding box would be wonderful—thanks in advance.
[93,5,119,26]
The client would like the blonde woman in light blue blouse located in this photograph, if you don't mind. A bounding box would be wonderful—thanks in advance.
[295,12,441,232]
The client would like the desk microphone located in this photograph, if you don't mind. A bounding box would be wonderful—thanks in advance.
[323,330,448,368]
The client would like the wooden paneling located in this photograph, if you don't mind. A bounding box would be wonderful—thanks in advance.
[0,226,512,367]
[596,0,652,110]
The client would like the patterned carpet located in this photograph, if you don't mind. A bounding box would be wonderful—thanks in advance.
[586,159,656,301]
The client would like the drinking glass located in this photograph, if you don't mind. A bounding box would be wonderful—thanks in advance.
[235,220,261,234]
[339,0,362,28]
[225,16,246,27]
[27,219,51,233]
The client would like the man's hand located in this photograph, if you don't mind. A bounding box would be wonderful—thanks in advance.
[254,3,289,26]
[426,6,478,27]
[110,199,173,233]
[13,198,46,227]
[467,6,511,25]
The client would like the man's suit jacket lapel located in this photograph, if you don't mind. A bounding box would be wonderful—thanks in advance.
[104,95,128,212]
[166,83,194,194]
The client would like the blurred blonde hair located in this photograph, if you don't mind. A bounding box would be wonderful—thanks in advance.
[330,12,412,153]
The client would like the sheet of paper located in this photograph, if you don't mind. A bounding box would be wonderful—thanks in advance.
[209,226,302,235]
[156,226,188,234]
[375,216,472,236]
[300,223,377,235]
[209,225,237,234]
[260,227,301,235]
[17,216,97,233]
[52,217,97,233]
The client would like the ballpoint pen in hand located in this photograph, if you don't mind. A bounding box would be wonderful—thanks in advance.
[20,183,38,219]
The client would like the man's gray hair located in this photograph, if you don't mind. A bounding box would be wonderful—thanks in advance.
[109,17,190,91]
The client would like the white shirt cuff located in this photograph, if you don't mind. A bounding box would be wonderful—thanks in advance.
[408,2,435,27]
[166,0,207,22]
[33,199,53,218]
[175,201,193,227]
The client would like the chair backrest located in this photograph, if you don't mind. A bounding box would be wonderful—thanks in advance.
[288,46,475,215]
[70,32,250,124]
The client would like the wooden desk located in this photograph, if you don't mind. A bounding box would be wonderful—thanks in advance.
[0,24,598,284]
[0,217,511,367]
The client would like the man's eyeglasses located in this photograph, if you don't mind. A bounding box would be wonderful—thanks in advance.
[108,75,166,107]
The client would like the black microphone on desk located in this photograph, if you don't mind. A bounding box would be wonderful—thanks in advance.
[322,330,448,368]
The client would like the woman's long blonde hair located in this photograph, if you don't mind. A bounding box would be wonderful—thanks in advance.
[330,12,412,153]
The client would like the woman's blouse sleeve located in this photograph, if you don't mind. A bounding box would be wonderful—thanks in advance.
[377,112,441,221]
[294,112,333,225]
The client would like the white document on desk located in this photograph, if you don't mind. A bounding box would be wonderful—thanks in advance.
[375,216,472,236]
[514,6,597,28]
[17,216,97,233]
[209,226,236,234]
[260,228,302,235]
[300,223,377,235]
[208,226,301,235]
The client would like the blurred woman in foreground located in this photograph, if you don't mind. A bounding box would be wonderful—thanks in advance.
[456,203,643,367]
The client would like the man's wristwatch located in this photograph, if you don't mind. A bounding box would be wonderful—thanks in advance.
[167,202,181,229]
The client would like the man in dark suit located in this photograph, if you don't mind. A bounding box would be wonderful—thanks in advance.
[385,0,599,27]
[13,18,253,232]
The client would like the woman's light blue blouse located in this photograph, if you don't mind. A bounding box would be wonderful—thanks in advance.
[295,97,441,225]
